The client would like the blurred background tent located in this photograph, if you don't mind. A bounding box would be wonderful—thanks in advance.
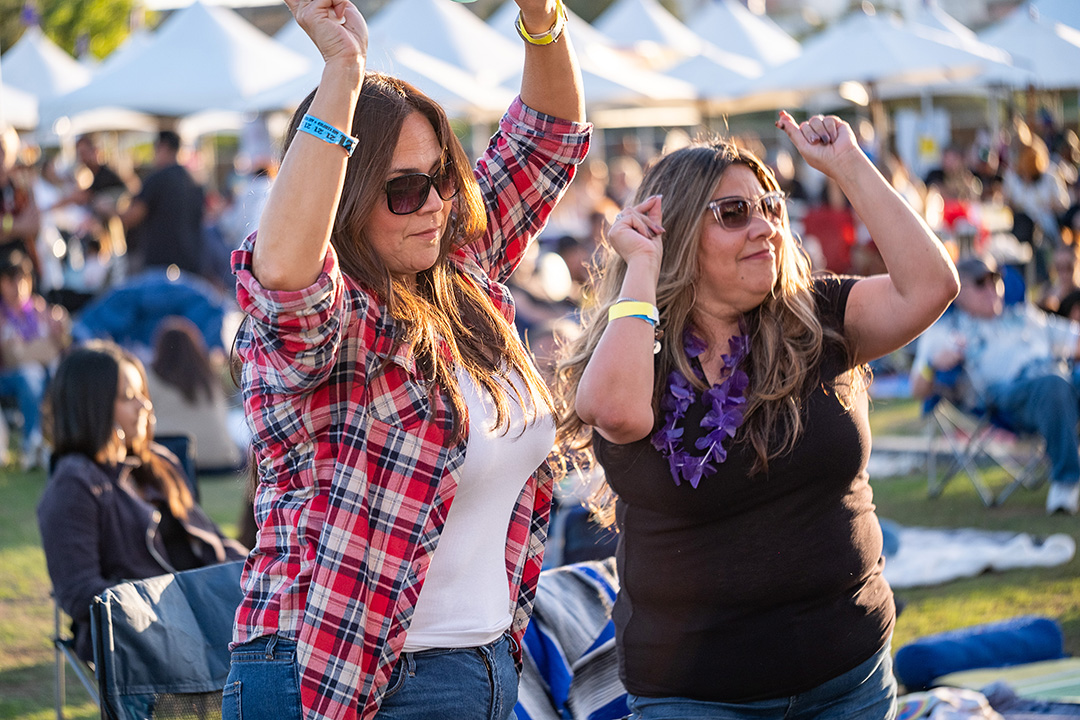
[687,0,801,68]
[591,0,707,69]
[40,2,310,124]
[0,81,38,130]
[1,26,91,101]
[487,0,699,127]
[978,4,1080,92]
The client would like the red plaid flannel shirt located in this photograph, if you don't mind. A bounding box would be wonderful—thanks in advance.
[231,97,591,720]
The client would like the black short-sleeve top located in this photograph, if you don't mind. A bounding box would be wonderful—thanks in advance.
[595,277,894,703]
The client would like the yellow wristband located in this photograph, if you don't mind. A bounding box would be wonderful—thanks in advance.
[608,300,659,325]
[920,364,935,382]
[1,214,12,234]
[516,0,567,46]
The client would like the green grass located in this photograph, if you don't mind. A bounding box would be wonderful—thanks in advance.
[1,398,1078,715]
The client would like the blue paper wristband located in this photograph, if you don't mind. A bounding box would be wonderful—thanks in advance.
[298,114,358,157]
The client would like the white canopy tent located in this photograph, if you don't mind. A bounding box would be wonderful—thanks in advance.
[366,0,521,88]
[93,28,155,75]
[244,42,515,122]
[273,18,324,65]
[737,9,1016,108]
[687,0,800,68]
[978,5,1080,91]
[663,44,763,110]
[42,2,311,123]
[873,1,1028,97]
[1,26,92,99]
[487,0,698,112]
[255,1,518,122]
[1032,0,1080,31]
[592,0,706,69]
[1,81,38,129]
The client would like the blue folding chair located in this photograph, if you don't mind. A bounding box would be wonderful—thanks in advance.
[924,364,1049,507]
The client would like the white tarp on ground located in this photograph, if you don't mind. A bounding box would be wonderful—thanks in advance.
[1,26,92,99]
[42,1,311,121]
[884,526,1076,589]
[978,5,1080,91]
[688,0,800,68]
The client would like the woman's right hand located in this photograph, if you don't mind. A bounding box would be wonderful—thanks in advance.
[285,0,367,64]
[608,194,664,274]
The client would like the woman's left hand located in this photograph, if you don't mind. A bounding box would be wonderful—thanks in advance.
[776,110,862,178]
[514,0,559,35]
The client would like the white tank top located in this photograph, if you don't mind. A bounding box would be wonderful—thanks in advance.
[402,366,555,651]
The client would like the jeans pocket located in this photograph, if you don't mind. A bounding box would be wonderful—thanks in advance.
[223,650,303,720]
[221,680,241,720]
[382,656,410,701]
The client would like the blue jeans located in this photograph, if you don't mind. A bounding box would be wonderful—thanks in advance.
[627,642,896,720]
[0,365,45,442]
[222,634,519,720]
[988,371,1080,486]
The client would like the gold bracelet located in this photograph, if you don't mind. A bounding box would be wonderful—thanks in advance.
[515,0,567,46]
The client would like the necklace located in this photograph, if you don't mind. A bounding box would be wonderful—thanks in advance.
[650,328,750,488]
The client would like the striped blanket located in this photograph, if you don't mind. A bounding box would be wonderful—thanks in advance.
[515,558,628,720]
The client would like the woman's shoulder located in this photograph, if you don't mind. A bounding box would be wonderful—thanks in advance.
[42,454,112,503]
[811,274,857,308]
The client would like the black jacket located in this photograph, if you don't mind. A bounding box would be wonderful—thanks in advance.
[38,450,246,661]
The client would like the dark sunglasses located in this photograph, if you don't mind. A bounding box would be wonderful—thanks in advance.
[707,191,786,230]
[384,164,458,215]
[974,272,1002,288]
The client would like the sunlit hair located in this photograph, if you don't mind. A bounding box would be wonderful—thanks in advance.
[45,340,195,520]
[282,73,552,440]
[554,137,860,525]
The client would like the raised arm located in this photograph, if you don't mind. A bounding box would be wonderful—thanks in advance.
[516,0,585,123]
[576,195,665,444]
[777,111,959,365]
[252,0,366,291]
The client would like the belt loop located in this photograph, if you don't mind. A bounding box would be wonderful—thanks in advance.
[505,631,519,656]
[265,634,278,659]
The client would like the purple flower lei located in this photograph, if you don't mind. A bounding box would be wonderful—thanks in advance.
[650,328,750,488]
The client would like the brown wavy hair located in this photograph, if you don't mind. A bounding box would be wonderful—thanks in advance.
[282,73,552,440]
[554,137,861,524]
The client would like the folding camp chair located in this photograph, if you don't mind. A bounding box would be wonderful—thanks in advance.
[924,366,1049,507]
[53,598,100,719]
[90,560,244,720]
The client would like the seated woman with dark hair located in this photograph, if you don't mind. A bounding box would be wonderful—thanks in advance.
[37,340,247,663]
[147,315,244,471]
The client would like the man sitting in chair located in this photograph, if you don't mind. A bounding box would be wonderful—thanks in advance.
[911,255,1080,515]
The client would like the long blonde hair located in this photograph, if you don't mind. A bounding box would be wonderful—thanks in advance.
[554,137,858,521]
[283,73,552,441]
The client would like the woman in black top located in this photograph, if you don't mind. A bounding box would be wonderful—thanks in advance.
[555,112,958,719]
[38,340,246,662]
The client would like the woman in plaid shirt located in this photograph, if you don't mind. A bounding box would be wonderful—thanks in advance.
[223,0,589,719]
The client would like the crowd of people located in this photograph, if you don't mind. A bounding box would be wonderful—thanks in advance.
[13,0,1080,717]
[0,122,267,470]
